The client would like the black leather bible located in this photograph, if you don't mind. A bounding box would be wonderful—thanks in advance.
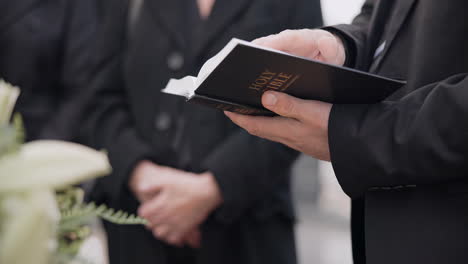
[162,38,405,115]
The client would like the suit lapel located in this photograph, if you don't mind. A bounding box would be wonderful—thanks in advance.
[0,0,40,32]
[371,0,417,71]
[146,0,185,48]
[192,0,251,57]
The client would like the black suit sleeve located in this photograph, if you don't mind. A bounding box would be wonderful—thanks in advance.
[82,0,152,201]
[330,74,468,199]
[324,0,375,68]
[39,0,98,141]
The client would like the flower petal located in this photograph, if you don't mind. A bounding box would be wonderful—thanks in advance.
[0,141,111,192]
[0,80,20,125]
[0,190,59,264]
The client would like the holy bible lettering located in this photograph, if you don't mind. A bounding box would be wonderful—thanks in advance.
[249,69,301,93]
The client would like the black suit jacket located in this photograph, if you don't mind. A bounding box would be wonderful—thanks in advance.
[327,1,468,263]
[0,0,97,141]
[85,0,322,263]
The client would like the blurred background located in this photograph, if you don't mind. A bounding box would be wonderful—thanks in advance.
[77,1,366,263]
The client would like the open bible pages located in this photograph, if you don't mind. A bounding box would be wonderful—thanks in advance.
[162,76,197,98]
[162,39,241,98]
[162,38,288,99]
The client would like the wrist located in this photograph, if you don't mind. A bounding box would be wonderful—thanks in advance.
[129,160,153,196]
[324,28,354,67]
[332,34,346,66]
[199,172,223,211]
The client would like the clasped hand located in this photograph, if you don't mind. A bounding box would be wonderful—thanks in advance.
[226,29,347,161]
[129,161,223,248]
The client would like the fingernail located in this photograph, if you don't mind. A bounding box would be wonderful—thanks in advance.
[263,92,277,106]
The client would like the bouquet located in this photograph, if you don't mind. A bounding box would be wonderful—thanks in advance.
[0,80,146,264]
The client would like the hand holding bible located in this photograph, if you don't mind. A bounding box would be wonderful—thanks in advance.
[223,29,345,159]
[226,91,332,161]
[253,29,346,66]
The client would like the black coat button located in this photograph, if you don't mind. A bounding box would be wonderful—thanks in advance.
[167,52,184,71]
[154,112,171,131]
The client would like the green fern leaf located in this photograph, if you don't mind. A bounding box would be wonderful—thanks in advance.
[59,202,147,232]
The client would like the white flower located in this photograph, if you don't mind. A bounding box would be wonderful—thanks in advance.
[0,78,112,264]
[0,141,111,264]
[0,80,20,125]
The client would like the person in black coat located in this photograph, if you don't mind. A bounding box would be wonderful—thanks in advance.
[227,0,468,263]
[84,0,323,264]
[0,0,98,141]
